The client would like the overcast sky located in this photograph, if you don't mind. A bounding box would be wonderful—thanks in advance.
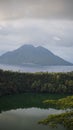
[0,0,73,63]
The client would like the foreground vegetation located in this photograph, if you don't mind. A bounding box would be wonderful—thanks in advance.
[39,96,73,130]
[0,69,73,96]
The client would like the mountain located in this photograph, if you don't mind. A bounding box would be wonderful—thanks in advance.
[0,44,72,66]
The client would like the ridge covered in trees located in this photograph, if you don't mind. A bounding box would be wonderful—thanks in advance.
[0,69,73,96]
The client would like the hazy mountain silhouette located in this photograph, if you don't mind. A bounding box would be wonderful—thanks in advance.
[0,44,72,66]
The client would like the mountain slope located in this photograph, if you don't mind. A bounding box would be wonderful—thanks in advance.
[0,44,72,66]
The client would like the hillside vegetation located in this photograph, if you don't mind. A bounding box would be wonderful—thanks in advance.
[39,96,73,130]
[0,69,73,96]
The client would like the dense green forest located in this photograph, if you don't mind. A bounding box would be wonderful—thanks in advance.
[0,69,73,96]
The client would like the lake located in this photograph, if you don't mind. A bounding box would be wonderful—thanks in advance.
[0,94,67,130]
[0,64,73,72]
[0,108,65,130]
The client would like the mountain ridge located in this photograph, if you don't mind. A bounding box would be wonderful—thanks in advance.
[0,44,72,66]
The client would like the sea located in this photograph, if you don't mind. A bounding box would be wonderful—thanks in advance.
[0,64,73,73]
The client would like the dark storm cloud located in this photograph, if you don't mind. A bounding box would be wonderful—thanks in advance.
[0,0,73,20]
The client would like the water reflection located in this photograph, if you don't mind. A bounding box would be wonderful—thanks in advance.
[0,93,67,113]
[0,94,67,130]
[0,108,66,130]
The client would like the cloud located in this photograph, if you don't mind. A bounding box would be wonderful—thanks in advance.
[0,1,73,63]
[53,36,61,41]
[0,19,73,62]
[0,19,73,48]
[0,0,73,20]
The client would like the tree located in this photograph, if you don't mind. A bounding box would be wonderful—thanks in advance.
[39,96,73,130]
[31,80,41,92]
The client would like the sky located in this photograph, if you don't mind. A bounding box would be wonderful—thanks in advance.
[0,0,73,63]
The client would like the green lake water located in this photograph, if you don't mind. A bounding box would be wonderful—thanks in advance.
[0,93,67,130]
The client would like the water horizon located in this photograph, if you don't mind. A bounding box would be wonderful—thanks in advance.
[0,64,73,73]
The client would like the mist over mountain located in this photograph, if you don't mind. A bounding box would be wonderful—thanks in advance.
[0,45,72,66]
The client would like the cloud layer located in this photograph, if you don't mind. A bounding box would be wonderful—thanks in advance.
[0,19,73,63]
[0,0,73,20]
[0,1,73,63]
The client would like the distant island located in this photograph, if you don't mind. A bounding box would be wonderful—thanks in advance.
[0,44,72,66]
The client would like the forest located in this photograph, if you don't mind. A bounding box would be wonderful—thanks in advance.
[0,69,73,96]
